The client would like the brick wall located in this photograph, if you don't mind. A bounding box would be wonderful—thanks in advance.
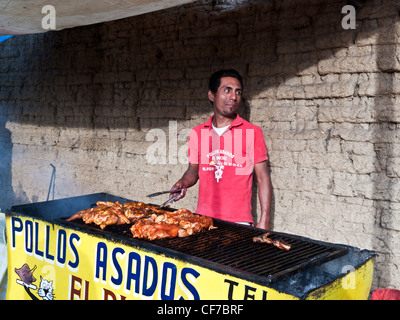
[1,0,399,290]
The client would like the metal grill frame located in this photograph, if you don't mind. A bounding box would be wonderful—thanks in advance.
[10,193,349,288]
[62,217,348,286]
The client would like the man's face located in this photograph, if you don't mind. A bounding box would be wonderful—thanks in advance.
[208,77,242,118]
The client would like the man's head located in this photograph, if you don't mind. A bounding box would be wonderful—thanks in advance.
[208,69,243,119]
[208,69,243,95]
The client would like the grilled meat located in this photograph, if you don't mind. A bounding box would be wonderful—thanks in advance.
[130,208,214,239]
[67,200,214,239]
[253,233,273,244]
[154,208,215,235]
[123,201,166,221]
[130,219,183,240]
[274,239,291,251]
[67,201,130,229]
[66,207,92,222]
[253,233,291,251]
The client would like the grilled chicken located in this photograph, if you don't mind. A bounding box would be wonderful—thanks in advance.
[67,200,215,239]
[123,201,166,221]
[67,201,130,229]
[253,233,291,251]
[130,219,183,240]
[154,208,215,235]
[66,207,93,222]
[130,208,214,239]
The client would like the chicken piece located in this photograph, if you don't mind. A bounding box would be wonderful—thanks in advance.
[253,233,273,244]
[130,219,182,240]
[82,208,95,224]
[178,215,213,235]
[173,208,193,216]
[155,209,194,224]
[273,239,291,251]
[67,201,213,239]
[154,209,214,235]
[66,208,93,221]
[113,208,131,225]
[123,201,145,210]
[96,201,121,208]
[98,205,130,228]
[154,212,179,224]
[177,228,189,238]
[146,205,169,215]
[253,233,291,251]
[67,201,129,228]
[92,208,120,229]
[130,219,153,238]
[94,202,130,227]
[123,202,152,221]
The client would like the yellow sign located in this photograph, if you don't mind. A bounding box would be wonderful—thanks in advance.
[6,214,297,300]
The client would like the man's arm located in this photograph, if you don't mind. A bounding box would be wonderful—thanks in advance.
[169,163,199,201]
[254,161,272,230]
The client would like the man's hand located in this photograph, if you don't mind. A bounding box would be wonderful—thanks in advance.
[169,183,187,201]
[169,163,199,202]
[256,217,270,230]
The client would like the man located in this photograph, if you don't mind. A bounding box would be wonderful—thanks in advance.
[169,69,272,230]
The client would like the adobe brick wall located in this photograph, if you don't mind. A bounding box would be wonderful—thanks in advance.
[1,0,399,290]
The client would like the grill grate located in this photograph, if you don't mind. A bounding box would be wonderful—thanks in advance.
[10,192,348,285]
[65,217,348,284]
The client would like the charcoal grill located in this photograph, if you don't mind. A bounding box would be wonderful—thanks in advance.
[6,193,376,300]
[67,217,348,286]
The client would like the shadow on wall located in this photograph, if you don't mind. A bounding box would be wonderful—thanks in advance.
[0,118,14,212]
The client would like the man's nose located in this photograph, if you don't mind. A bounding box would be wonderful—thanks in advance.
[229,91,237,100]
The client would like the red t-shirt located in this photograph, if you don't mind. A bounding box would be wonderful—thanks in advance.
[188,114,268,223]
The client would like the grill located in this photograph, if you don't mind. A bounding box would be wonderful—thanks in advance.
[10,193,348,285]
[9,193,375,300]
[66,216,348,285]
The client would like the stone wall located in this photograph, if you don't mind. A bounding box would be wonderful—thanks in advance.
[1,0,399,290]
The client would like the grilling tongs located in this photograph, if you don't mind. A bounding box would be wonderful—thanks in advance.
[146,189,184,198]
[160,194,180,208]
[146,189,184,208]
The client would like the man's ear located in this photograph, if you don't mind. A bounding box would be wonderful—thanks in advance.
[208,90,215,103]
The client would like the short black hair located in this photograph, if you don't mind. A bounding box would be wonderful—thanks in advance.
[208,69,243,93]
